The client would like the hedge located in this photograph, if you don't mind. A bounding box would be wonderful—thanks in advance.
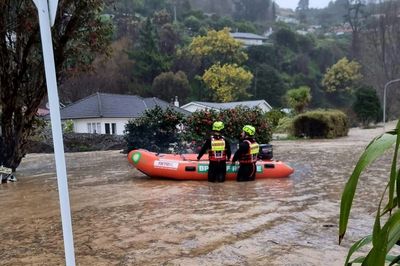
[292,109,348,138]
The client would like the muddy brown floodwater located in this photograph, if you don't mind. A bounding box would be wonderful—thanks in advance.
[0,121,398,265]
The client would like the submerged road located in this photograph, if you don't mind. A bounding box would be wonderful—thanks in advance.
[0,122,397,265]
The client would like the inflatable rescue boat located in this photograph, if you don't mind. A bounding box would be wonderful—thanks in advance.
[128,149,294,180]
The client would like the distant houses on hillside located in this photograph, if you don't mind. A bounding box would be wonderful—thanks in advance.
[229,32,268,46]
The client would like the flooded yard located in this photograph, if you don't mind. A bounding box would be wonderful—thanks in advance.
[0,122,397,265]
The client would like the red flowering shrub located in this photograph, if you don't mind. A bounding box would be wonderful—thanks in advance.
[183,106,272,146]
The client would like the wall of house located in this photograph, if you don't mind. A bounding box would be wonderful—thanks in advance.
[71,118,131,135]
[236,38,263,46]
[258,104,272,113]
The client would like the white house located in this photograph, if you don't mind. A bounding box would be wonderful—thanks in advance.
[180,100,272,113]
[276,16,299,25]
[59,93,189,135]
[229,32,267,46]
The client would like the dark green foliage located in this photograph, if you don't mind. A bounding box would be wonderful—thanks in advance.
[353,86,382,127]
[250,64,287,107]
[0,0,113,170]
[292,109,349,138]
[152,71,190,102]
[246,45,281,70]
[233,0,272,22]
[272,28,298,52]
[124,106,184,152]
[129,18,171,86]
[183,106,272,146]
[265,109,286,129]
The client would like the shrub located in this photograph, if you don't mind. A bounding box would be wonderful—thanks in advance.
[124,106,184,153]
[63,120,74,133]
[275,116,294,134]
[265,109,286,129]
[183,106,272,146]
[353,86,382,127]
[292,109,348,138]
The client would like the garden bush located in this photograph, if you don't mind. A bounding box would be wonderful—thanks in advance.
[183,106,272,146]
[292,109,348,138]
[265,108,286,129]
[124,106,184,153]
[275,116,294,134]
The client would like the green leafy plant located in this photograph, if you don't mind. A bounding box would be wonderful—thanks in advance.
[353,86,382,128]
[183,106,272,146]
[63,120,74,133]
[124,106,184,153]
[339,120,400,265]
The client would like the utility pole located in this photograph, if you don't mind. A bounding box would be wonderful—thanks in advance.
[173,4,177,23]
[383,78,400,130]
[32,0,76,265]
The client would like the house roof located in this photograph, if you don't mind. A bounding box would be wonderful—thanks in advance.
[181,100,272,111]
[230,32,267,40]
[59,93,190,119]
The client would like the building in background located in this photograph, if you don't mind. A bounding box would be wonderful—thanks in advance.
[181,100,272,113]
[58,93,189,135]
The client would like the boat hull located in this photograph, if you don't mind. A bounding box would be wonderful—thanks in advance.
[128,149,294,180]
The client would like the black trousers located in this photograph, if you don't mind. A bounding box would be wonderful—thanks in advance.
[237,163,256,182]
[208,160,227,182]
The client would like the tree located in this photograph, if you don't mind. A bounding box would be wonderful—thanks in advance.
[344,0,366,60]
[152,71,190,103]
[272,27,298,52]
[189,27,248,68]
[158,23,180,56]
[285,86,312,114]
[352,86,381,127]
[361,1,400,118]
[0,0,112,170]
[322,57,362,92]
[233,0,272,22]
[296,0,309,11]
[202,63,253,102]
[129,18,171,87]
[296,0,309,23]
[250,64,286,107]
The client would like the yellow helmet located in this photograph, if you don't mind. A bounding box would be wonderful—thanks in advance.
[242,125,255,136]
[212,121,224,131]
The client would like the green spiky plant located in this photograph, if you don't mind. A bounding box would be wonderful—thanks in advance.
[339,120,400,265]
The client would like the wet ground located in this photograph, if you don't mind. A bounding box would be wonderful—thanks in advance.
[0,122,398,265]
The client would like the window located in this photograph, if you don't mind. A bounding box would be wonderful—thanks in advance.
[87,122,101,134]
[105,123,117,135]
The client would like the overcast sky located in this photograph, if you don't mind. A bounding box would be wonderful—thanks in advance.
[274,0,332,10]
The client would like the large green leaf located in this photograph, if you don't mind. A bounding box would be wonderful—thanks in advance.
[363,227,388,266]
[339,132,397,243]
[390,121,400,209]
[363,210,400,265]
[345,235,372,265]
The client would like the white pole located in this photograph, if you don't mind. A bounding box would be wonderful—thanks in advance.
[383,78,400,131]
[32,1,76,265]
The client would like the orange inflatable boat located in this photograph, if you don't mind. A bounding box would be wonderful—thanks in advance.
[128,149,294,180]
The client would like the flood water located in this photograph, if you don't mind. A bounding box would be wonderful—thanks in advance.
[0,123,397,265]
